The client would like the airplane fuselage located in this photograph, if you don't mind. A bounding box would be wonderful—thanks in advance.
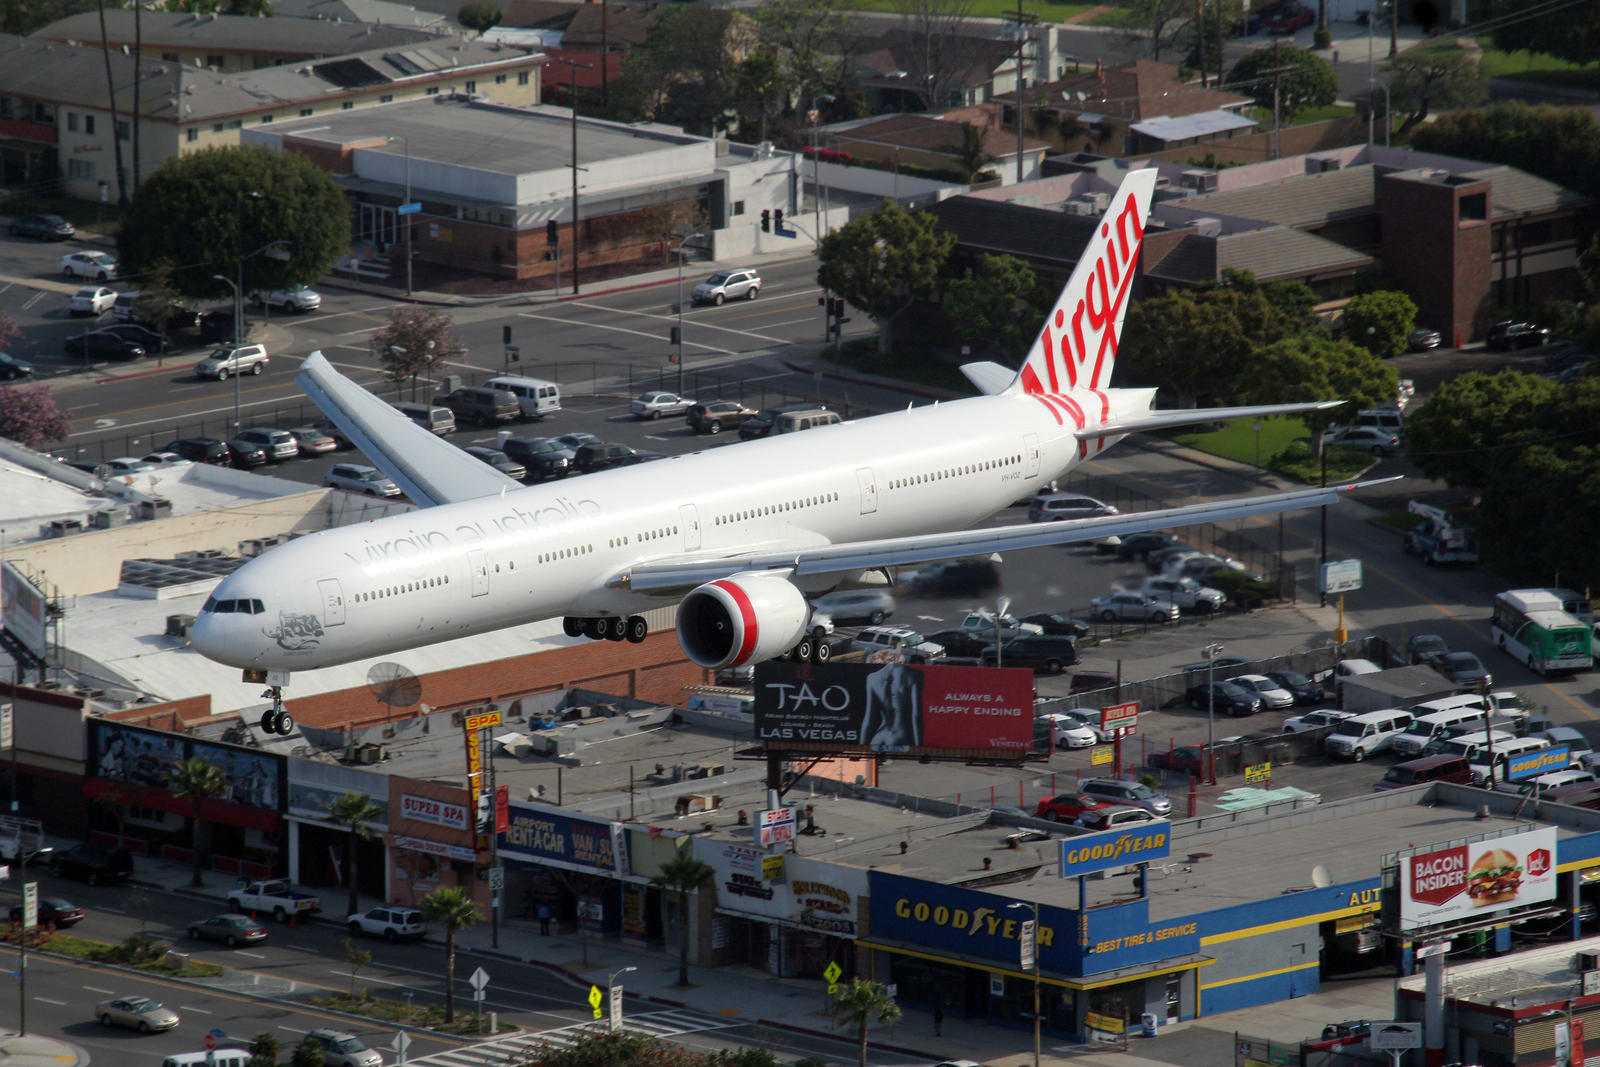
[190,386,1144,671]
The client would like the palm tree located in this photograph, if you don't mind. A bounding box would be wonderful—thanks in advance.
[950,121,997,184]
[649,851,714,987]
[168,758,227,887]
[419,886,482,1023]
[322,791,384,918]
[831,978,901,1067]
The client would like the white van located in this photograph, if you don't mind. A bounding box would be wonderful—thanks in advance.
[487,376,561,420]
[1332,658,1383,696]
[1390,703,1494,759]
[773,408,841,435]
[1323,708,1413,761]
[1431,728,1517,762]
[1354,408,1404,434]
[164,1051,251,1067]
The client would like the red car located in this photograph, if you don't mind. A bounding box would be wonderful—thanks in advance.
[1035,793,1112,823]
[1149,745,1209,776]
[1263,1,1314,32]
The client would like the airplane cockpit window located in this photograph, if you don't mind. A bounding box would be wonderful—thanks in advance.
[203,596,218,613]
[213,599,237,613]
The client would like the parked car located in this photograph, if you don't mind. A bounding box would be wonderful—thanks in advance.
[95,995,179,1033]
[1432,650,1492,689]
[555,431,600,451]
[0,352,33,379]
[159,438,232,465]
[1017,612,1091,638]
[1040,710,1106,747]
[922,628,992,661]
[95,322,172,354]
[1141,575,1225,613]
[463,445,526,481]
[631,391,695,419]
[501,436,574,481]
[1284,708,1355,733]
[1147,543,1204,573]
[852,625,945,663]
[10,897,85,927]
[73,331,146,361]
[1149,744,1210,776]
[1035,792,1112,822]
[249,286,321,313]
[325,463,401,498]
[141,451,186,466]
[812,589,896,625]
[1117,531,1181,561]
[195,344,268,380]
[1231,673,1296,709]
[1075,805,1161,831]
[686,400,757,434]
[101,456,155,476]
[1262,0,1314,32]
[1408,327,1443,351]
[9,213,74,240]
[1406,633,1450,665]
[286,426,338,455]
[233,428,299,462]
[187,913,268,947]
[907,559,1000,598]
[1485,320,1549,351]
[981,635,1079,673]
[226,437,269,469]
[198,309,238,343]
[1069,670,1119,696]
[1185,681,1262,717]
[958,612,1042,640]
[1078,778,1172,816]
[1265,669,1326,705]
[691,267,761,305]
[61,251,117,280]
[1027,493,1118,523]
[304,1029,383,1067]
[1322,426,1401,455]
[69,285,118,316]
[1090,591,1179,623]
[48,843,133,885]
[739,402,820,440]
[348,905,426,942]
[435,386,518,427]
[571,441,660,473]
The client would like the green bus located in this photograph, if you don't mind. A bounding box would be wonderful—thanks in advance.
[1490,589,1594,676]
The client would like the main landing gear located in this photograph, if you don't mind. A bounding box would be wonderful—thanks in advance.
[786,633,832,663]
[257,686,296,736]
[564,615,649,643]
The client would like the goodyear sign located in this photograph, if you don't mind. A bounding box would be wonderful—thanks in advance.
[1060,824,1170,879]
[1507,745,1570,781]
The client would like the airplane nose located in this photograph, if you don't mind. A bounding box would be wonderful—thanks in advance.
[188,611,225,662]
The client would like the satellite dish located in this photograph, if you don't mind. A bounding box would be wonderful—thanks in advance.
[367,662,422,719]
[1312,863,1333,888]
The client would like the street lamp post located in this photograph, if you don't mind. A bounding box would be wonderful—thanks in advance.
[607,965,637,1032]
[211,273,243,432]
[810,93,835,244]
[1006,900,1042,1067]
[1204,642,1224,785]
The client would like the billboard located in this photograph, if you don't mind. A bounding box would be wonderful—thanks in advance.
[1,562,47,660]
[499,802,627,876]
[1399,826,1557,930]
[1060,822,1170,879]
[1507,746,1570,782]
[753,661,1033,757]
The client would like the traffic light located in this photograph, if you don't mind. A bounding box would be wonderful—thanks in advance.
[547,219,559,245]
[760,210,771,233]
[502,325,512,345]
[670,326,681,345]
[774,209,783,231]
[830,297,846,319]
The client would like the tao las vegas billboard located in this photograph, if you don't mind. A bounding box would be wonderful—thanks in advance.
[1399,826,1556,930]
[753,661,1034,758]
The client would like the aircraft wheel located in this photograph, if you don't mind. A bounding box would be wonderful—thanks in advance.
[626,615,649,643]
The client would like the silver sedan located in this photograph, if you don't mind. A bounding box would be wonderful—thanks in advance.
[630,391,695,419]
[95,995,180,1033]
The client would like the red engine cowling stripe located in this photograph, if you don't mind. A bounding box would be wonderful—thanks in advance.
[709,579,758,664]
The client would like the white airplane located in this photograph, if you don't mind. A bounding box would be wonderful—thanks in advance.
[191,169,1373,719]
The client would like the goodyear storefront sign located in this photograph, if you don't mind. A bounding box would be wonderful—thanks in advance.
[869,871,1075,971]
[1507,745,1570,781]
[1060,824,1170,879]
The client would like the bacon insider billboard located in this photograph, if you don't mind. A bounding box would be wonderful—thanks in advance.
[752,661,1035,758]
[1399,827,1557,930]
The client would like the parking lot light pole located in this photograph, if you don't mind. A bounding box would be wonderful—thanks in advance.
[1204,642,1224,785]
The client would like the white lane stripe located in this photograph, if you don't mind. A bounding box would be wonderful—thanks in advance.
[235,950,268,959]
[330,970,405,986]
[287,945,319,954]
[180,1006,213,1014]
[513,310,754,354]
[35,997,67,1006]
[83,985,116,995]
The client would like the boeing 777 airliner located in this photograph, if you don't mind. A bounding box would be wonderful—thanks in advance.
[191,169,1375,714]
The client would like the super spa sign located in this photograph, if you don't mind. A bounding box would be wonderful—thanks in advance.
[1060,823,1170,879]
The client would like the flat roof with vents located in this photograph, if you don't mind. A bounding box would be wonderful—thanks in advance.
[118,556,246,600]
[311,57,389,89]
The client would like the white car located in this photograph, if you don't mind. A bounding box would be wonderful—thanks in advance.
[691,267,760,305]
[140,451,188,466]
[1041,711,1100,748]
[69,285,117,316]
[195,344,268,380]
[1089,591,1179,623]
[957,612,1043,640]
[1232,673,1295,710]
[1284,709,1355,733]
[1322,426,1401,455]
[325,463,401,498]
[1139,575,1225,613]
[61,251,117,280]
[250,286,322,312]
[631,391,695,419]
[103,457,157,475]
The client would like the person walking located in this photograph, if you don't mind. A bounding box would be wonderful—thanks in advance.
[539,903,552,935]
[934,1007,944,1037]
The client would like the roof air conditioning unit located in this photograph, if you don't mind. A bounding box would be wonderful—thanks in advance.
[1306,155,1341,174]
[1580,952,1600,973]
[1192,216,1221,238]
[1180,169,1218,192]
[1062,198,1096,216]
[166,613,196,637]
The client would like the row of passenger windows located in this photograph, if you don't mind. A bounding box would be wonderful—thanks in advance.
[610,525,681,549]
[204,597,264,615]
[538,544,593,564]
[714,491,840,527]
[356,575,449,602]
[888,454,1020,491]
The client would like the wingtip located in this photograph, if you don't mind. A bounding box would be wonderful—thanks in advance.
[1338,475,1405,492]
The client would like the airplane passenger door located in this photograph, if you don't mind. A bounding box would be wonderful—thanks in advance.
[1023,434,1041,478]
[680,504,701,551]
[467,549,490,597]
[316,578,346,627]
[856,467,878,515]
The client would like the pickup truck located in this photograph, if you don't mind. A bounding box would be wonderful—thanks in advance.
[227,880,322,923]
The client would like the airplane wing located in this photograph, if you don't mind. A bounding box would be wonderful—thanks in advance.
[616,478,1396,593]
[1076,400,1345,439]
[295,351,520,507]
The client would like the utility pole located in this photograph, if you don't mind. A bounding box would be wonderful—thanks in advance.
[548,56,593,296]
[1006,0,1038,184]
[1195,0,1207,88]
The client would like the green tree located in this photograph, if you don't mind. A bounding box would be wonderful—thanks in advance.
[1117,0,1196,63]
[509,1030,706,1066]
[1119,292,1251,406]
[1410,102,1600,206]
[291,1034,325,1067]
[117,144,350,304]
[167,757,227,887]
[943,254,1048,359]
[1481,437,1600,591]
[650,850,714,988]
[0,0,94,35]
[829,978,901,1067]
[1184,0,1248,84]
[1386,44,1488,136]
[611,6,737,132]
[1490,0,1600,67]
[1240,333,1399,434]
[1341,290,1417,359]
[131,258,186,341]
[370,307,463,401]
[457,0,500,34]
[816,200,956,352]
[342,936,371,999]
[248,1030,279,1067]
[752,0,859,141]
[949,122,996,182]
[323,791,383,918]
[419,886,482,1023]
[730,51,786,144]
[1395,368,1556,486]
[1225,45,1337,122]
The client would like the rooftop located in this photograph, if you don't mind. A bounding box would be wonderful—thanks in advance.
[267,0,449,30]
[33,9,438,57]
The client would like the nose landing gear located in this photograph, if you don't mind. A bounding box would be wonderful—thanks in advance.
[257,687,295,735]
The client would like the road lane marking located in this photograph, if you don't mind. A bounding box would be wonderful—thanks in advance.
[35,997,66,1005]
[179,1005,213,1014]
[83,985,116,995]
[330,969,404,985]
[287,945,319,954]
[236,950,268,959]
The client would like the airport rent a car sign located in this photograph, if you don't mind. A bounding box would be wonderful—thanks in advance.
[1399,826,1557,930]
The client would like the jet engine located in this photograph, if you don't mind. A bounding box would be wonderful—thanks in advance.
[676,573,810,669]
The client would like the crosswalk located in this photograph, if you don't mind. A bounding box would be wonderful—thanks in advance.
[405,1009,743,1067]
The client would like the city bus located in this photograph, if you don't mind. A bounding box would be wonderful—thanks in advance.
[1490,589,1594,676]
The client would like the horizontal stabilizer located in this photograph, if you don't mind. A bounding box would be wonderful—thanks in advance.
[1074,400,1345,440]
[960,362,1018,396]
